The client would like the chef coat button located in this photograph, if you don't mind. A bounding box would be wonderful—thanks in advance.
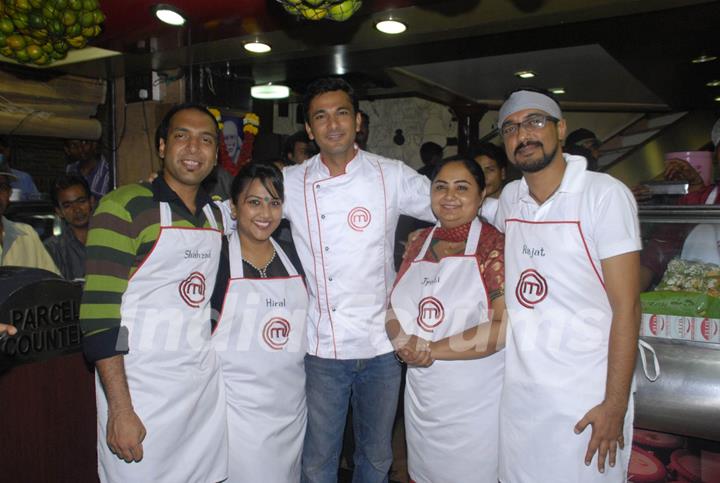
[316,184,321,189]
[329,277,333,281]
[332,307,337,312]
[325,246,329,251]
[321,215,326,219]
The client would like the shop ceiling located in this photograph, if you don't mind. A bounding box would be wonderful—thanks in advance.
[22,0,720,111]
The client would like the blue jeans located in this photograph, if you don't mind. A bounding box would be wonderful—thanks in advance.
[302,352,402,483]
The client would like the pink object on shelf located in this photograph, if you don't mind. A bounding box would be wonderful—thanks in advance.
[665,151,714,186]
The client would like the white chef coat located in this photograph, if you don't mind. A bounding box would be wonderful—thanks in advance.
[494,155,642,483]
[283,150,434,359]
[96,202,227,483]
[481,196,499,225]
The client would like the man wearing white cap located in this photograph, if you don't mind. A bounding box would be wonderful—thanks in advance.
[494,88,642,482]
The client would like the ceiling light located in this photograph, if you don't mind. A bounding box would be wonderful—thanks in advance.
[153,4,186,26]
[514,70,536,79]
[549,87,566,95]
[715,96,720,102]
[707,80,720,87]
[691,54,717,64]
[244,41,271,54]
[251,83,290,100]
[375,19,407,35]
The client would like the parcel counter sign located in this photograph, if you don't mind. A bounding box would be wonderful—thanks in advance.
[0,278,83,371]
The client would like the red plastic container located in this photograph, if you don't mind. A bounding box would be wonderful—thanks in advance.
[628,446,667,483]
[668,449,701,482]
[633,429,686,465]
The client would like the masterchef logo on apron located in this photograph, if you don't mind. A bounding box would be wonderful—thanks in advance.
[515,268,548,309]
[416,296,445,332]
[347,206,371,231]
[178,271,206,308]
[262,317,291,350]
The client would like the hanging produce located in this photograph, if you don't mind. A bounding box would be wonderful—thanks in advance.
[0,0,105,66]
[277,0,361,22]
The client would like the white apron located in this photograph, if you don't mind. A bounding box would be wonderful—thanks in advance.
[212,232,308,482]
[96,202,227,483]
[390,218,504,483]
[500,217,634,483]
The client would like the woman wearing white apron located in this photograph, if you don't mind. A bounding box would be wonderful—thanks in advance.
[387,157,507,483]
[212,163,308,482]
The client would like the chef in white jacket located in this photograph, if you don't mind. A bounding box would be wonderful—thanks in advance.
[493,89,642,482]
[283,77,435,482]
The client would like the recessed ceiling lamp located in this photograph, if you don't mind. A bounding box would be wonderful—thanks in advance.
[251,83,290,100]
[549,87,566,95]
[375,18,407,35]
[707,80,720,87]
[244,41,272,54]
[691,54,717,64]
[153,4,186,26]
[715,96,720,102]
[514,70,536,79]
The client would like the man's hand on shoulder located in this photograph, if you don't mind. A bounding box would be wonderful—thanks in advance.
[574,399,627,474]
[107,407,146,463]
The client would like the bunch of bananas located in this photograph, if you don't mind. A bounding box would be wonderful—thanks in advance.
[0,0,105,66]
[277,0,362,22]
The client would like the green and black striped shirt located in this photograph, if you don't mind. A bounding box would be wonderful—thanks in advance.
[79,176,223,362]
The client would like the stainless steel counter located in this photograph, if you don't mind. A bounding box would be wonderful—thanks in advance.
[635,337,720,441]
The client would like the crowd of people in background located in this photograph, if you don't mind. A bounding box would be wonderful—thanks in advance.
[2,78,720,483]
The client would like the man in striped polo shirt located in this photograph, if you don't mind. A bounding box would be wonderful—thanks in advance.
[79,103,229,482]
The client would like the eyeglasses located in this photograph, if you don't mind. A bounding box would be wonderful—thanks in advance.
[500,114,559,138]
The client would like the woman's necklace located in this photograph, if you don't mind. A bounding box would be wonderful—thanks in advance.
[243,248,276,278]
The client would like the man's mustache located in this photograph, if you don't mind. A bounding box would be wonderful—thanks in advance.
[515,141,543,156]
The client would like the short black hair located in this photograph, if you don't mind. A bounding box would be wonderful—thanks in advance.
[51,174,91,207]
[431,155,486,191]
[302,77,359,123]
[230,162,285,205]
[420,142,443,165]
[283,130,311,159]
[565,128,599,148]
[154,102,220,151]
[469,142,507,170]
